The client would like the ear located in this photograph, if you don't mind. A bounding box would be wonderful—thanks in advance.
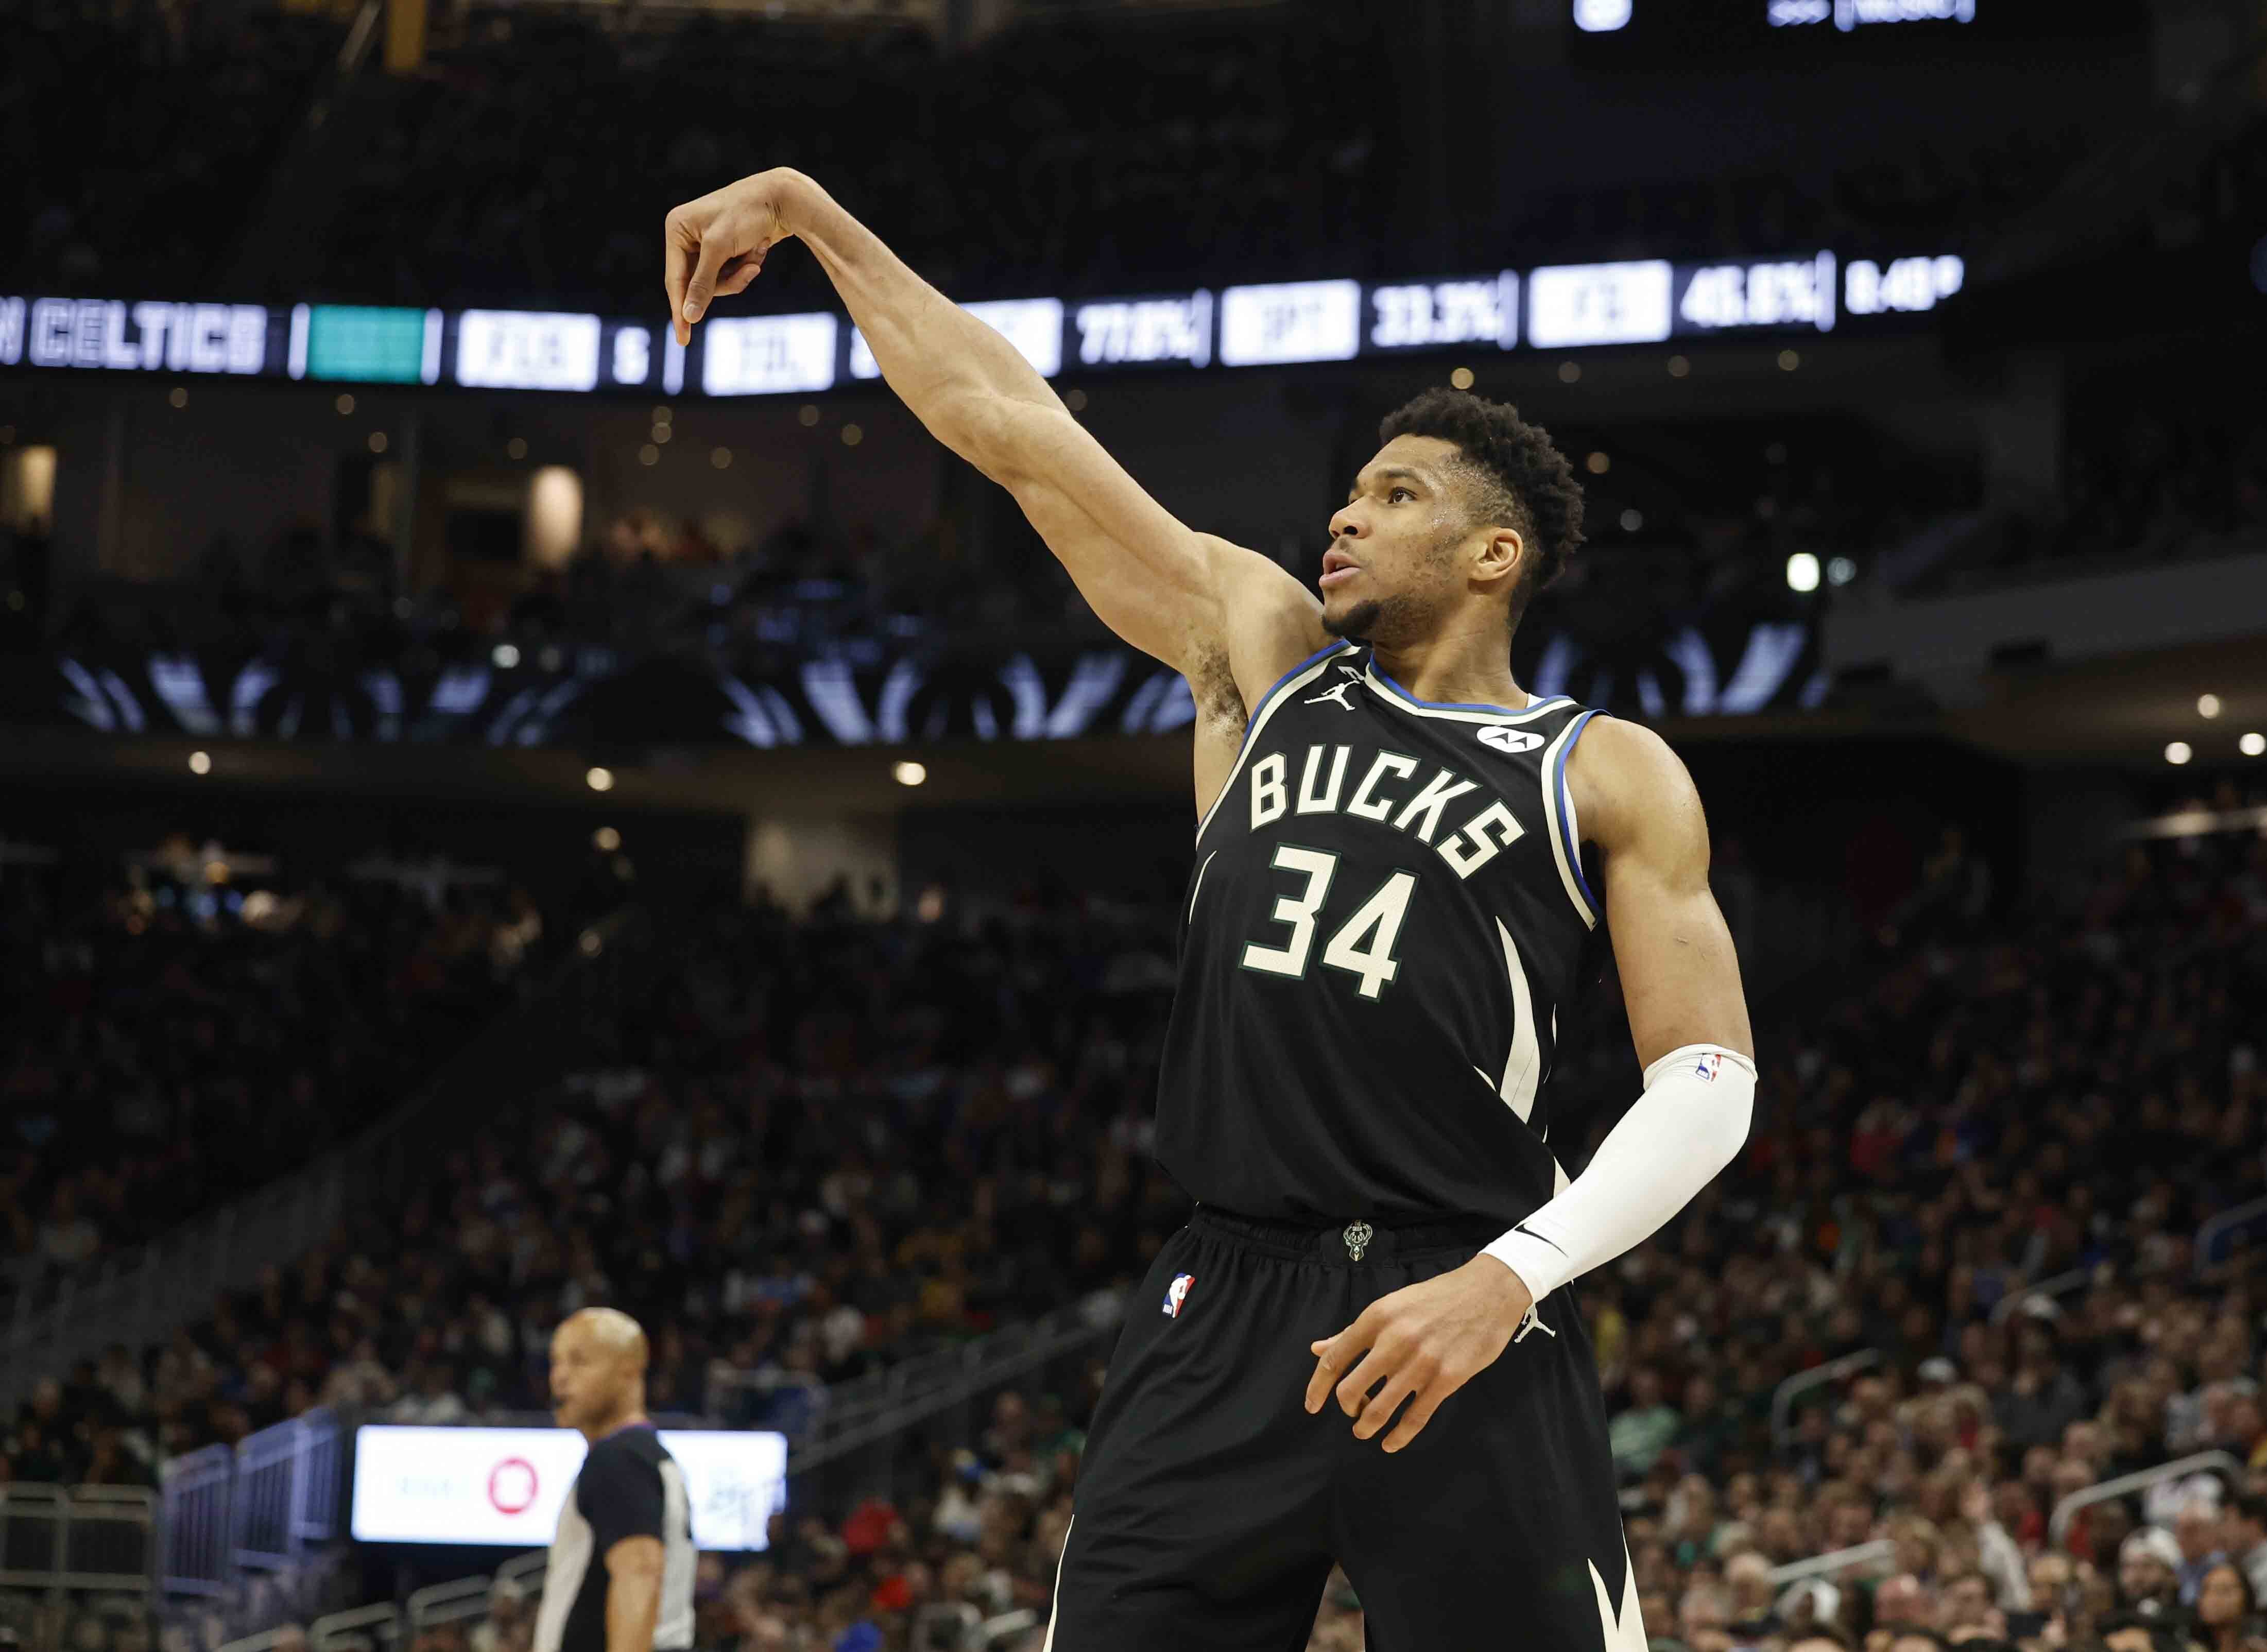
[1471,525,1525,593]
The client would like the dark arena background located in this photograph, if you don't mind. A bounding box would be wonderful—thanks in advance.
[5,0,2267,1648]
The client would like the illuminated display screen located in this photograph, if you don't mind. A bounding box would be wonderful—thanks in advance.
[1843,254,1964,315]
[1366,276,1519,352]
[701,313,839,395]
[1218,280,1362,367]
[0,299,269,373]
[1672,254,1837,335]
[1571,0,2141,55]
[350,1426,786,1550]
[301,305,434,384]
[1,245,1977,394]
[1526,262,1675,348]
[454,310,603,391]
[1073,293,1212,368]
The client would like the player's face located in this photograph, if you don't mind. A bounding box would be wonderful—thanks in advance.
[1321,435,1515,645]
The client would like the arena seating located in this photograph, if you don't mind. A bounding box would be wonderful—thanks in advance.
[6,806,2264,1651]
[0,0,343,295]
[0,857,544,1341]
[2,0,2195,307]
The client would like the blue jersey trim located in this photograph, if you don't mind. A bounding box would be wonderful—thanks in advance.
[1232,640,1355,758]
[1553,709,1604,920]
[1368,660,1567,718]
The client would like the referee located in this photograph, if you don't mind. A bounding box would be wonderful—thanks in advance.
[532,1310,694,1652]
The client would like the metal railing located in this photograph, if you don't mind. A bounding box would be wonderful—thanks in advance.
[254,1549,546,1652]
[1768,1349,1881,1454]
[1990,1267,2092,1325]
[310,1601,408,1652]
[165,1410,345,1598]
[2,907,651,1415]
[2199,1195,2267,1274]
[0,1483,158,1594]
[2048,1451,2243,1544]
[233,1410,345,1574]
[785,1289,1127,1472]
[1767,1539,1895,1589]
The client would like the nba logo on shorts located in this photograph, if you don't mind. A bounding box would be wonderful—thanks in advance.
[1694,1053,1721,1081]
[1162,1273,1195,1318]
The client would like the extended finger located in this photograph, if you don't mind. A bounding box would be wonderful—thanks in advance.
[1304,1334,1349,1415]
[1380,1386,1446,1454]
[663,211,695,346]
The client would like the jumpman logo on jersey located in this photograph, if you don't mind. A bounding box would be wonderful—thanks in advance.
[1304,666,1363,711]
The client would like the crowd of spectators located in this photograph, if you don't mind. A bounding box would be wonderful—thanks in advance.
[4,876,1184,1478]
[5,803,2265,1651]
[0,849,547,1330]
[2,0,2157,309]
[1,0,341,294]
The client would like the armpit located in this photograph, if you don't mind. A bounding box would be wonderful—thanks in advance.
[1184,640,1247,744]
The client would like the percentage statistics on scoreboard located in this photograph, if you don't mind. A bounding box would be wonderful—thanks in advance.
[0,249,1966,395]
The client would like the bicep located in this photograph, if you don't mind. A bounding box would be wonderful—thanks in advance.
[984,397,1325,684]
[1577,722,1755,1070]
[604,1536,664,1581]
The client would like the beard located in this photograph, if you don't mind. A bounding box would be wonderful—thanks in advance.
[1320,588,1434,645]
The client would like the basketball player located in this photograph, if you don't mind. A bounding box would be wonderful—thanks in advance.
[665,170,1756,1649]
[536,1309,695,1652]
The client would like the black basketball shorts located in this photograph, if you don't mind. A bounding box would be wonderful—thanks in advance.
[1041,1207,1641,1651]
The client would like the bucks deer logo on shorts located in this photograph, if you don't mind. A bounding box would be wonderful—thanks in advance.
[1162,1272,1195,1318]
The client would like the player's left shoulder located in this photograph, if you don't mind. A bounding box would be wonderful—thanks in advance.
[1564,715,1705,853]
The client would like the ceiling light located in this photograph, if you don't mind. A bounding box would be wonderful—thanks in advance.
[894,761,927,787]
[2241,732,2264,757]
[586,766,615,792]
[2165,742,2192,766]
[188,750,212,775]
[1785,552,1821,593]
[2198,693,2222,718]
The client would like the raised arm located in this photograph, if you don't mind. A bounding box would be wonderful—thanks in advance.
[663,169,1324,702]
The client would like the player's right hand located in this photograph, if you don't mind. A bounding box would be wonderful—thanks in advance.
[663,169,806,346]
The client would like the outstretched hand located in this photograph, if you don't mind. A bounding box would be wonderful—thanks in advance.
[1303,1255,1534,1453]
[662,169,808,346]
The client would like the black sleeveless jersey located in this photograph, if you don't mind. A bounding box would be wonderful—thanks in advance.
[1154,640,1609,1229]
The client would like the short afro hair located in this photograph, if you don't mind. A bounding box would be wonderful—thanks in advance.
[1378,387,1585,609]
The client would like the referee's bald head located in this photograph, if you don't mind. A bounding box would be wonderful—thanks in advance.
[549,1307,651,1437]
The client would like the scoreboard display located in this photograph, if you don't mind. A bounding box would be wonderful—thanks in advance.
[0,244,1967,400]
[1570,0,2143,58]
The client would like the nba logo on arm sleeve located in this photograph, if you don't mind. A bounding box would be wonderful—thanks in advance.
[1695,1053,1721,1081]
[1162,1274,1195,1318]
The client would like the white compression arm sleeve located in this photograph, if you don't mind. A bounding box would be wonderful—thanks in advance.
[1482,1043,1756,1303]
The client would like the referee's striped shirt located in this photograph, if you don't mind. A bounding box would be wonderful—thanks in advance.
[533,1425,694,1652]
